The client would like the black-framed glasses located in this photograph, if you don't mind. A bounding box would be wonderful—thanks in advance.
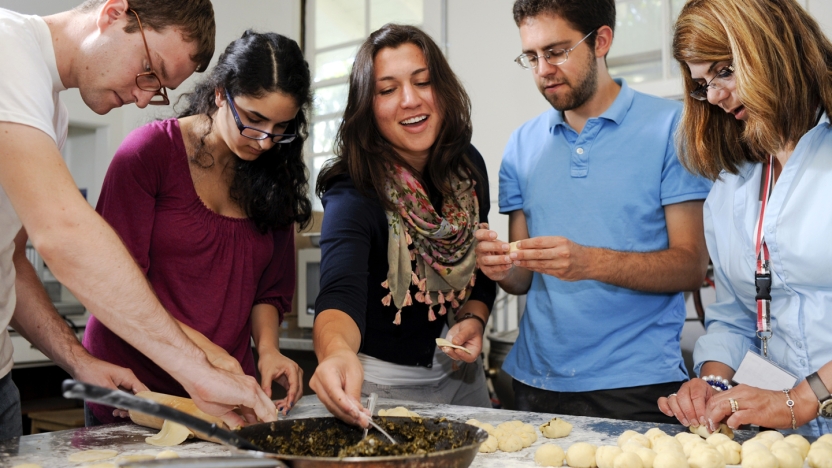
[225,89,297,144]
[129,9,169,105]
[515,30,596,69]
[690,64,734,101]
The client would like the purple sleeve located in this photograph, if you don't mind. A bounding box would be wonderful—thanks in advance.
[95,123,169,273]
[253,227,296,324]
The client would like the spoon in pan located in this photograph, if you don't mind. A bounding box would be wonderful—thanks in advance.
[360,392,396,444]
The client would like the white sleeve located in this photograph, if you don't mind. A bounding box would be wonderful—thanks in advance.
[0,15,60,143]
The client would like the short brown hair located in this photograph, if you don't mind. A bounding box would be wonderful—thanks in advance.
[512,0,615,53]
[673,0,832,180]
[77,0,215,72]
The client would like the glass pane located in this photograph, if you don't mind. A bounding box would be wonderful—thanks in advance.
[370,0,424,30]
[315,0,366,49]
[314,83,350,116]
[312,118,341,154]
[608,60,664,84]
[314,44,359,83]
[611,0,664,57]
[608,0,664,82]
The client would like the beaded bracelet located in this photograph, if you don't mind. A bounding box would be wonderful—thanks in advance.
[783,389,797,430]
[702,375,733,392]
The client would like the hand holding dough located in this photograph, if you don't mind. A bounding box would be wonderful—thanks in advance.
[435,338,472,355]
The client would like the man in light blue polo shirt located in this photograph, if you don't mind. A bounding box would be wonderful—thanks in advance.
[475,0,712,424]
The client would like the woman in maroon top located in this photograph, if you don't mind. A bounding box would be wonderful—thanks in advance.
[83,31,312,425]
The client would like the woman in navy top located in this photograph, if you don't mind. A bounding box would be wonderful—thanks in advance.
[310,24,496,426]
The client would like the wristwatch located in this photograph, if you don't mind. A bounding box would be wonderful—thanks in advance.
[806,372,832,418]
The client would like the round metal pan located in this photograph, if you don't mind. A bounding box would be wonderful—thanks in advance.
[233,416,488,468]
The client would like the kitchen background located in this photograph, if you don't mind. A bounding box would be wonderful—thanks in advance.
[2,0,831,434]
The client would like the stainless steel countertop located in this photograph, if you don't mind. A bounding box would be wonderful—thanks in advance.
[0,395,756,467]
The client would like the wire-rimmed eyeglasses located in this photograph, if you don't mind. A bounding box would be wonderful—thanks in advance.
[129,9,169,105]
[689,64,734,101]
[515,30,596,70]
[225,89,298,144]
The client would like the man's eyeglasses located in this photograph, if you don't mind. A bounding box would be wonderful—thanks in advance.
[225,89,298,144]
[130,9,169,105]
[689,64,734,101]
[515,30,596,70]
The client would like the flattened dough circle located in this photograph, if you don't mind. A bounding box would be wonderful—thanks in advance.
[435,338,472,355]
[145,420,193,447]
[67,449,118,463]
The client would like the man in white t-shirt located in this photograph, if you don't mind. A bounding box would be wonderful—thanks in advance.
[0,0,278,439]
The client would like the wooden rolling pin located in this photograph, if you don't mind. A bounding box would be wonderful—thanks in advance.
[129,391,228,443]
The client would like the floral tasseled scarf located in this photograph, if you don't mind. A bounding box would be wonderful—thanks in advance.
[381,163,480,325]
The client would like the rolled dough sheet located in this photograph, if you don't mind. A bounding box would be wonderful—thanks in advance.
[146,420,193,446]
[435,337,472,355]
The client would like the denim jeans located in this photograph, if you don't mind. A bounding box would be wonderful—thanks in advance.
[0,373,22,441]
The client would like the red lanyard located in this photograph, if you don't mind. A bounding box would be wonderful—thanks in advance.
[754,155,774,356]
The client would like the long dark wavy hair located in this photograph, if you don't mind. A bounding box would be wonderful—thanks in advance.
[178,30,312,232]
[316,24,481,210]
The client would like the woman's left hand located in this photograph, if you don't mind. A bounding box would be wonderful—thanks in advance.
[705,384,808,431]
[442,318,484,363]
[257,348,304,415]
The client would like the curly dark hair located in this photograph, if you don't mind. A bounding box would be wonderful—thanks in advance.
[178,30,312,232]
[316,24,481,210]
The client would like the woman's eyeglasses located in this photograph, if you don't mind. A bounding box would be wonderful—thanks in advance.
[690,64,734,101]
[225,89,297,144]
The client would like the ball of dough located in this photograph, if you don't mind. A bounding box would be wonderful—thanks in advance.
[687,446,725,468]
[632,447,656,468]
[479,434,498,453]
[645,428,667,444]
[715,441,741,465]
[498,434,524,453]
[622,442,643,453]
[597,445,624,468]
[535,444,566,467]
[479,422,495,434]
[653,451,689,468]
[567,442,598,468]
[619,430,642,447]
[807,446,832,468]
[705,433,732,446]
[783,434,810,459]
[682,439,707,457]
[675,432,701,445]
[757,430,785,442]
[742,449,779,468]
[613,452,644,468]
[749,436,774,449]
[541,417,573,439]
[652,436,684,455]
[155,450,179,459]
[771,444,804,468]
[741,440,770,460]
[818,434,832,446]
[627,434,652,449]
[519,430,538,448]
[491,427,511,440]
[466,418,481,426]
[520,423,537,434]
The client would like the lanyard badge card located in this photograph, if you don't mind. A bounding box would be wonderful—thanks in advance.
[733,156,797,391]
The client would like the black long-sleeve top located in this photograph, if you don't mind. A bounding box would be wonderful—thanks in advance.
[315,145,497,367]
